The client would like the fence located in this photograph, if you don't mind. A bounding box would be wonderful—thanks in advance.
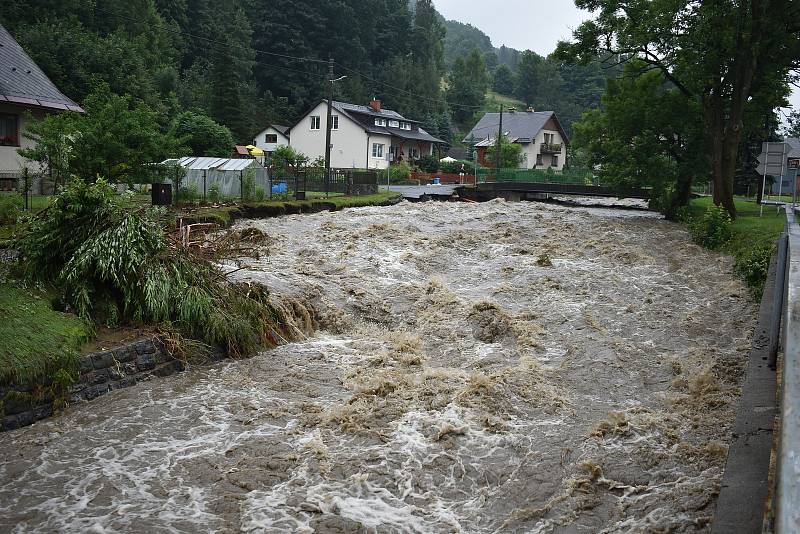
[773,204,800,532]
[476,167,597,185]
[410,172,477,186]
[271,168,379,198]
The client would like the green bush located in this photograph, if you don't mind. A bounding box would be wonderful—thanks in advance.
[255,187,266,202]
[18,178,282,358]
[735,244,773,300]
[389,161,412,183]
[416,155,439,173]
[0,194,21,225]
[689,205,732,249]
[439,159,474,174]
[242,169,256,201]
[208,182,221,203]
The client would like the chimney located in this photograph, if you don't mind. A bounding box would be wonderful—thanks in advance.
[369,99,381,112]
[527,107,535,113]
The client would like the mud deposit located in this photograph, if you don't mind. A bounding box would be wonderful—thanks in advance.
[0,200,755,533]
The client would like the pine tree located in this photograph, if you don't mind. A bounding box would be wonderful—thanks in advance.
[438,111,453,148]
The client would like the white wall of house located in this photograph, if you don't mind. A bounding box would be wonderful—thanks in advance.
[0,103,46,173]
[289,101,390,169]
[253,126,288,154]
[531,128,566,171]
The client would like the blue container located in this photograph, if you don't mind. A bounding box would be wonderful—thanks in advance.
[433,177,441,185]
[271,182,287,194]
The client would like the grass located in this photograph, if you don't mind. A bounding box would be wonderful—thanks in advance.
[484,90,527,113]
[0,282,91,387]
[185,190,402,227]
[685,196,785,299]
[686,197,785,255]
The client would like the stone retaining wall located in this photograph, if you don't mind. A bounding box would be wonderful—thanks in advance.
[1,337,184,432]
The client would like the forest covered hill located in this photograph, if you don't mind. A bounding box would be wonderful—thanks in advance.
[1,0,614,144]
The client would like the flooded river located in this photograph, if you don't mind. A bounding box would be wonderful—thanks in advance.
[0,200,756,532]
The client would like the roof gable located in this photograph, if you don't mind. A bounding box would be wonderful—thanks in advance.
[287,99,445,144]
[0,24,84,112]
[463,111,569,145]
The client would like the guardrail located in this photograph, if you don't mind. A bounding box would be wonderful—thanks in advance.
[774,204,800,532]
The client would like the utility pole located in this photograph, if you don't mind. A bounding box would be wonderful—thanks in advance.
[324,57,334,198]
[495,104,503,181]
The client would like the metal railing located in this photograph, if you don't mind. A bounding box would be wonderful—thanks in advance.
[773,204,800,533]
[476,167,597,186]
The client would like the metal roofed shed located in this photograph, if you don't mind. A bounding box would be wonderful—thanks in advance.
[161,156,268,200]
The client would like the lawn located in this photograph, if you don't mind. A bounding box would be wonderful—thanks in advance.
[0,282,91,387]
[685,196,785,298]
[687,196,785,254]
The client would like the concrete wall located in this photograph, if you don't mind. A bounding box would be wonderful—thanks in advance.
[1,337,188,432]
[0,103,45,174]
[289,102,390,170]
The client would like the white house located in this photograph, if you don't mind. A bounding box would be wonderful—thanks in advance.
[252,124,289,155]
[0,24,83,180]
[464,109,569,171]
[287,99,444,170]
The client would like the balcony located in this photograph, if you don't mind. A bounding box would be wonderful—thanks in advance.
[540,142,562,154]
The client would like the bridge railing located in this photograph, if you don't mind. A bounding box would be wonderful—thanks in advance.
[773,205,800,532]
[476,167,597,185]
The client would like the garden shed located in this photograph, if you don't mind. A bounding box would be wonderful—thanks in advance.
[161,156,268,200]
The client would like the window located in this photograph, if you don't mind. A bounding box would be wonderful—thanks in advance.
[265,134,278,144]
[310,116,321,130]
[410,147,419,159]
[372,143,384,158]
[331,116,339,130]
[399,121,411,131]
[375,118,387,127]
[544,133,553,144]
[388,120,399,128]
[536,154,543,166]
[552,155,559,167]
[0,115,19,147]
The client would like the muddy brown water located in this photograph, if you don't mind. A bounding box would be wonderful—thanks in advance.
[0,200,756,533]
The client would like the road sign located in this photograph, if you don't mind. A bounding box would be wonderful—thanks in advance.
[756,142,789,176]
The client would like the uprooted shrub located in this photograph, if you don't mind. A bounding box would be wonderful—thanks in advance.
[17,178,279,358]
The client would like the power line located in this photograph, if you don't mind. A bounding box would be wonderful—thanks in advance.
[336,63,486,111]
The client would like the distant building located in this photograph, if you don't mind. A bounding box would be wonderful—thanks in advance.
[464,109,569,171]
[287,99,444,170]
[0,24,83,177]
[253,124,290,156]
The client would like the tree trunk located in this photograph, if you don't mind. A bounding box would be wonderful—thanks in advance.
[666,171,694,220]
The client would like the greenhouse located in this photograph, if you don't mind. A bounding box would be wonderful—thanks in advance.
[160,157,269,200]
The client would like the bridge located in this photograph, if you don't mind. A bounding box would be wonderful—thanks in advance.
[466,180,650,201]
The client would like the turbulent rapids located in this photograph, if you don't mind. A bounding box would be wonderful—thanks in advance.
[0,200,756,533]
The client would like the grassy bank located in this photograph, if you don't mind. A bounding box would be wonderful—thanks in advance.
[0,283,91,386]
[184,190,402,227]
[685,197,785,297]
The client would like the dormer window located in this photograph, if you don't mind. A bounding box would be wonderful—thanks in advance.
[375,118,387,127]
[400,122,411,130]
[388,120,399,128]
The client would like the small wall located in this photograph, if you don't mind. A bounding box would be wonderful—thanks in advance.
[1,337,184,432]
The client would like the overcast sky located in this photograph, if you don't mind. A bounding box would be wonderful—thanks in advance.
[433,0,588,55]
[434,0,799,120]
